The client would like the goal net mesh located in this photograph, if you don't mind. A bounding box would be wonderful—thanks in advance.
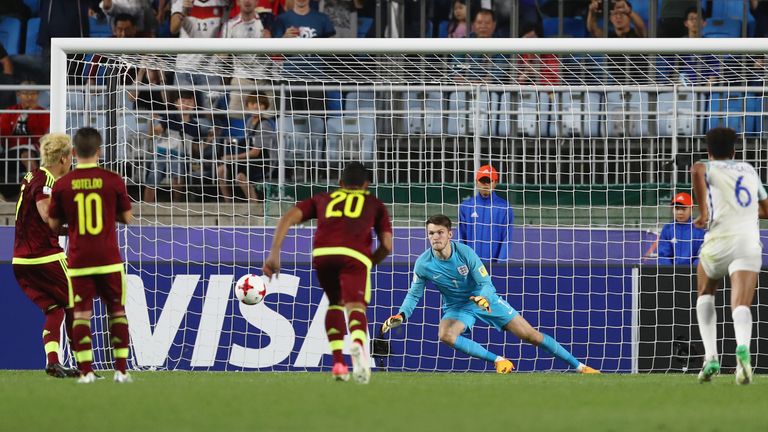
[61,48,768,373]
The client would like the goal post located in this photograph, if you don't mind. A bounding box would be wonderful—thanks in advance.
[50,37,768,373]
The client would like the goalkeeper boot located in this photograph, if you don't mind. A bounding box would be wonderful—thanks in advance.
[735,345,753,385]
[77,372,97,384]
[331,362,350,382]
[578,364,601,374]
[114,371,133,384]
[350,342,371,384]
[494,358,515,374]
[698,359,720,383]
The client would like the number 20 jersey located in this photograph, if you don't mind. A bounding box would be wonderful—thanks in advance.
[295,189,392,260]
[49,165,132,270]
[704,160,768,239]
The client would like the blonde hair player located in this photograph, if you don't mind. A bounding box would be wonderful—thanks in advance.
[692,127,768,385]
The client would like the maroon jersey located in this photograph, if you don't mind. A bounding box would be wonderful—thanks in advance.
[49,164,131,270]
[13,168,64,260]
[295,188,392,259]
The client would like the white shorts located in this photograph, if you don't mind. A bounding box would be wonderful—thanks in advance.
[699,235,763,279]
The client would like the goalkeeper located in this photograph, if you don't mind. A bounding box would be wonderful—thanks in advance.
[382,214,600,374]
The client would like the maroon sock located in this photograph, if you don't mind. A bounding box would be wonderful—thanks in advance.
[109,315,130,373]
[325,306,347,364]
[43,307,64,364]
[348,308,368,348]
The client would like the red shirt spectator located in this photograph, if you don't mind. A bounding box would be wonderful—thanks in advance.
[0,86,50,151]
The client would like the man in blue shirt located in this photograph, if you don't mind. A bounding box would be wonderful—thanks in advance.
[381,214,600,374]
[657,192,706,265]
[459,165,514,262]
[272,0,335,39]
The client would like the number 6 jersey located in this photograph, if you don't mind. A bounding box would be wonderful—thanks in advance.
[295,188,392,260]
[704,160,768,239]
[49,163,132,271]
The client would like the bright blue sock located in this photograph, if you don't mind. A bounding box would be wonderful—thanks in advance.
[453,336,499,363]
[540,333,580,369]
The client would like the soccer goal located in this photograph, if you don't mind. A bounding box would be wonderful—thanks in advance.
[51,37,768,373]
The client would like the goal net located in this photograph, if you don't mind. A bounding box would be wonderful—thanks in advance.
[52,38,768,373]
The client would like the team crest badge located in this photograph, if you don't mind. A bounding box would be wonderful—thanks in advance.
[457,265,469,276]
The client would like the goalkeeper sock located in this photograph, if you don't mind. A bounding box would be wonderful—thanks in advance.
[72,318,93,374]
[109,315,130,373]
[42,307,64,364]
[348,308,368,349]
[539,333,580,369]
[732,306,752,348]
[325,305,347,364]
[696,295,718,361]
[453,336,499,363]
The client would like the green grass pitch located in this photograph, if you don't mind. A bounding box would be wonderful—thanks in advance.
[1,371,766,432]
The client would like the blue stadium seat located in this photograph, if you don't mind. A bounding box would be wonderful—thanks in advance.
[657,91,697,137]
[559,92,601,137]
[25,17,42,55]
[0,16,23,55]
[424,91,444,135]
[279,115,325,163]
[605,91,649,137]
[745,93,763,136]
[542,17,587,38]
[326,91,375,161]
[438,20,450,38]
[706,92,744,133]
[447,91,496,137]
[89,16,113,38]
[521,92,551,137]
[711,0,754,32]
[357,17,373,38]
[403,91,424,135]
[703,18,742,38]
[24,0,40,16]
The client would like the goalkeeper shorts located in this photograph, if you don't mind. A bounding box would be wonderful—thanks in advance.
[442,292,519,331]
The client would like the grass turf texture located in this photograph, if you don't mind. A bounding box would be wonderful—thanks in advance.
[1,371,766,432]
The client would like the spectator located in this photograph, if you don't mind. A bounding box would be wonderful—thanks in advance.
[451,9,506,83]
[519,22,560,86]
[321,0,361,38]
[100,0,156,36]
[458,165,515,263]
[217,93,275,203]
[656,192,706,265]
[659,0,696,37]
[113,13,140,38]
[272,0,335,39]
[0,43,14,108]
[447,0,467,38]
[132,68,170,112]
[143,91,204,203]
[169,0,229,110]
[222,0,270,118]
[753,0,768,38]
[587,0,646,38]
[0,81,50,194]
[683,6,704,38]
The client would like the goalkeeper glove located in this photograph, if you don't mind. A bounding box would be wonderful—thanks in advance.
[470,295,491,313]
[381,313,404,334]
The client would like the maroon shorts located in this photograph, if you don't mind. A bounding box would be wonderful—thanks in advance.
[13,260,70,311]
[313,255,371,305]
[70,271,126,309]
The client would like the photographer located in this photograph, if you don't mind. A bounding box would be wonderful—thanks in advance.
[587,0,646,38]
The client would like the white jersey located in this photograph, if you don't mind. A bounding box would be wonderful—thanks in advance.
[222,15,265,76]
[172,0,230,70]
[704,159,767,239]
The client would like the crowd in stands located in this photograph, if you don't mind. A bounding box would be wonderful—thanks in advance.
[0,0,765,203]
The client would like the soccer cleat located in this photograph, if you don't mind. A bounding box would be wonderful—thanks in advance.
[578,365,601,374]
[77,372,97,384]
[113,371,133,384]
[494,358,515,374]
[45,363,81,378]
[350,342,371,384]
[735,345,753,385]
[698,359,720,383]
[331,362,350,382]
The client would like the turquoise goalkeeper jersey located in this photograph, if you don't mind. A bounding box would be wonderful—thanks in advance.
[398,241,497,319]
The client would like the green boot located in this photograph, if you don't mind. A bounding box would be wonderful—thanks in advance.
[698,359,720,383]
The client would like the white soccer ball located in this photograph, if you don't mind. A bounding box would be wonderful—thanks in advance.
[235,274,267,305]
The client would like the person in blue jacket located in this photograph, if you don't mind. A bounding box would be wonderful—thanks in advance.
[458,165,514,262]
[657,192,706,265]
